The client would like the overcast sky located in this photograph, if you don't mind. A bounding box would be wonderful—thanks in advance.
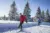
[0,0,50,17]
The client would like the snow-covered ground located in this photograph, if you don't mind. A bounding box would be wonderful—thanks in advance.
[0,20,20,23]
[0,20,50,33]
[4,25,50,33]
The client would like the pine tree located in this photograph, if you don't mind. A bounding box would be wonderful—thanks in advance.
[41,10,45,21]
[46,9,49,17]
[36,7,41,19]
[41,10,45,18]
[45,9,50,22]
[9,1,18,20]
[23,2,31,21]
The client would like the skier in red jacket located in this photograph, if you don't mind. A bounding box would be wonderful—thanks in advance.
[18,13,27,31]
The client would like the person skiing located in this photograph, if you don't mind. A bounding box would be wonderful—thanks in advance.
[38,18,41,26]
[18,13,27,31]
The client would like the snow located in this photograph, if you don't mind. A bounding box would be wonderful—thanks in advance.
[3,25,50,33]
[0,20,50,33]
[0,20,34,23]
[2,21,50,33]
[24,25,50,33]
[0,20,20,23]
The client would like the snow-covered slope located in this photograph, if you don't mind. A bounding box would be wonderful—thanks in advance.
[0,20,50,33]
[3,22,50,33]
[3,25,50,33]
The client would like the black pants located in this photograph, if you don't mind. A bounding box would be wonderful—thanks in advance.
[38,22,41,25]
[18,22,23,30]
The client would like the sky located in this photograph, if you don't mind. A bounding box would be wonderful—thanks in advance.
[0,0,50,17]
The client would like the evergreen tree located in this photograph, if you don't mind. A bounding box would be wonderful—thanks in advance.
[41,10,45,21]
[36,7,41,19]
[46,9,49,17]
[41,11,45,18]
[45,9,50,22]
[9,1,18,20]
[23,2,31,21]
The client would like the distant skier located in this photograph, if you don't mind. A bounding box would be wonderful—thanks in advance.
[18,13,27,31]
[38,18,41,26]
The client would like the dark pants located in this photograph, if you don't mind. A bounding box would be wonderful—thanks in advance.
[38,21,41,25]
[18,22,23,30]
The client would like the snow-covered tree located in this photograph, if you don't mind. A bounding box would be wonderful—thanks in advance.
[9,1,18,20]
[23,2,31,21]
[46,9,50,17]
[45,9,50,22]
[41,10,45,21]
[36,7,41,19]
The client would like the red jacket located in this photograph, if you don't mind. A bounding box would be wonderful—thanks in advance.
[20,15,26,23]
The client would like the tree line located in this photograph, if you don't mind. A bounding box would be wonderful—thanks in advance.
[36,7,50,22]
